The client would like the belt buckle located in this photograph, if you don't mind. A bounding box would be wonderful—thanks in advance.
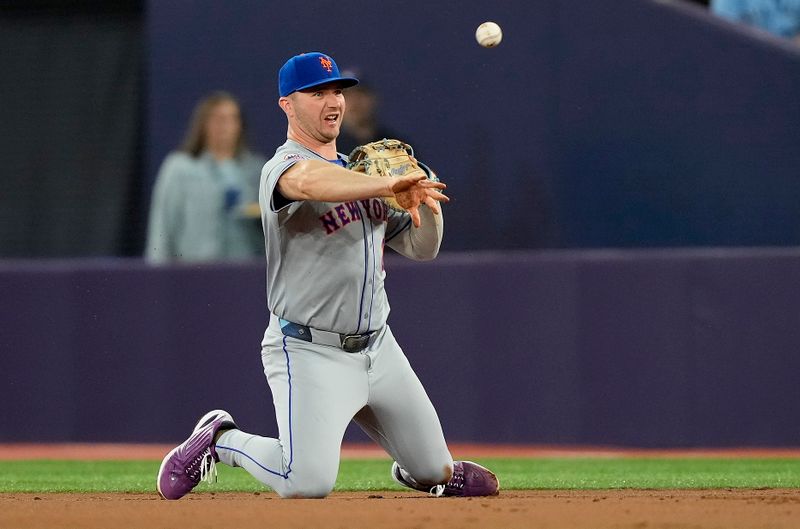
[340,333,370,353]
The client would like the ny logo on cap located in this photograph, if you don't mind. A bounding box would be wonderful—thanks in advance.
[319,56,333,73]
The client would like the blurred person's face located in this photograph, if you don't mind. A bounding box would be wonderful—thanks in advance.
[204,100,241,152]
[342,88,376,128]
[281,82,346,144]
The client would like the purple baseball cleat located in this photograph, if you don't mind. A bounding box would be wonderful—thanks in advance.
[156,409,236,500]
[391,460,500,497]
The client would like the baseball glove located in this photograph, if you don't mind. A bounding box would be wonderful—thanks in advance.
[346,138,438,211]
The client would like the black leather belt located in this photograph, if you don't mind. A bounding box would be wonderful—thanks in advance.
[278,318,374,353]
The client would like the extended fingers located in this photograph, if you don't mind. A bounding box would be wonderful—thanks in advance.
[425,189,449,202]
[416,179,447,190]
[409,205,421,228]
[404,174,428,184]
[391,174,428,193]
[424,195,442,215]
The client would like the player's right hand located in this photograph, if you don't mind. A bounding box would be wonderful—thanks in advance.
[390,176,449,228]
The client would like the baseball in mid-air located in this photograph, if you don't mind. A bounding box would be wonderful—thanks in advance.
[475,21,503,48]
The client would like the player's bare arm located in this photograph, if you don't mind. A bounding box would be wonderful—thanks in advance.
[278,160,448,226]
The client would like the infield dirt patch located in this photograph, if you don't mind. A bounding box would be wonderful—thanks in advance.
[2,489,799,529]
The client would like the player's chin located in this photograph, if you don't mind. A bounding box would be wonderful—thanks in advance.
[320,127,340,142]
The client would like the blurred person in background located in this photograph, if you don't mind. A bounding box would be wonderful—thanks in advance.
[335,76,400,156]
[711,0,800,42]
[145,91,266,264]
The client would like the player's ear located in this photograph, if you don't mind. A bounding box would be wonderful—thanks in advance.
[278,97,292,117]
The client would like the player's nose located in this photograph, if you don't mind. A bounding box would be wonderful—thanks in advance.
[323,93,341,108]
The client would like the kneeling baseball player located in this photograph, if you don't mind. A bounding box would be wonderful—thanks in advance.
[157,51,499,499]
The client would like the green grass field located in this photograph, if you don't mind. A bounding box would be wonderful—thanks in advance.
[3,458,799,493]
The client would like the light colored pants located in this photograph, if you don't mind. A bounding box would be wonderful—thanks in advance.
[215,316,453,498]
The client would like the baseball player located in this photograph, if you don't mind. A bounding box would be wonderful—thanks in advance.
[157,51,499,500]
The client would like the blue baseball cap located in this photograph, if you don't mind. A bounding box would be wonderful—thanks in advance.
[278,52,359,97]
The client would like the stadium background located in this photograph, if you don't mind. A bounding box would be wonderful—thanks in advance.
[1,0,799,447]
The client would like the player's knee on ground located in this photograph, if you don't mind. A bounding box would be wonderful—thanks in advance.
[279,479,335,499]
[275,467,337,499]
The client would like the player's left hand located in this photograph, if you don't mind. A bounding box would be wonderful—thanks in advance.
[347,139,450,228]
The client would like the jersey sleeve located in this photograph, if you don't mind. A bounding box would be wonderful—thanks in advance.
[384,208,413,243]
[385,205,443,261]
[260,150,311,217]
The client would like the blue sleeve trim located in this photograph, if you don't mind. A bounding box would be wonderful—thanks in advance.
[270,161,299,213]
[385,218,412,242]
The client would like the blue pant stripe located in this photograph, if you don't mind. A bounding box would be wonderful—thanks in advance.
[284,335,295,471]
[215,335,294,480]
[215,444,289,479]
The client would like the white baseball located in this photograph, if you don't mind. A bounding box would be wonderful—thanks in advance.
[475,21,502,48]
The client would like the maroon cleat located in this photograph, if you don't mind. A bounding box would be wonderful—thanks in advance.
[392,460,500,497]
[156,410,236,500]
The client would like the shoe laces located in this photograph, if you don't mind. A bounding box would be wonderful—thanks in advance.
[187,447,218,485]
[428,469,464,497]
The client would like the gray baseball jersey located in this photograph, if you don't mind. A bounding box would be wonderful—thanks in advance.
[213,139,451,498]
[260,139,414,334]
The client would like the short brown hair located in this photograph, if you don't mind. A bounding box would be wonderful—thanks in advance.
[180,91,248,157]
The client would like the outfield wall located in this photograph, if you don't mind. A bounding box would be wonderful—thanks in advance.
[3,249,799,446]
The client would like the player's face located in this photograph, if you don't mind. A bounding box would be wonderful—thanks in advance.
[204,100,241,152]
[289,83,346,143]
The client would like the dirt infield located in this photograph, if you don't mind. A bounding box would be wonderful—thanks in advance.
[4,444,799,528]
[2,489,799,529]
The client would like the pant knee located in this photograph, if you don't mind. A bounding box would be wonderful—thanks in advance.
[277,475,336,499]
[280,484,333,499]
